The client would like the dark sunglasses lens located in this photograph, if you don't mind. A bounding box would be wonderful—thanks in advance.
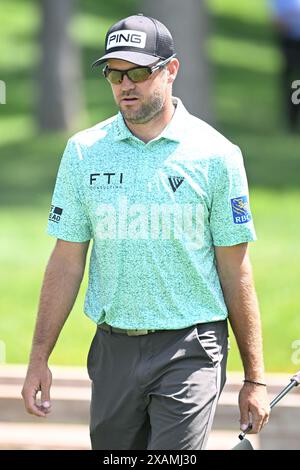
[105,67,151,84]
[127,67,151,82]
[106,70,123,84]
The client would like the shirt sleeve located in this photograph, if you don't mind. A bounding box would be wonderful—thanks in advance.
[209,145,257,246]
[47,139,92,242]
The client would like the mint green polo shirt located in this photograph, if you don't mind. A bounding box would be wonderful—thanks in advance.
[47,97,256,329]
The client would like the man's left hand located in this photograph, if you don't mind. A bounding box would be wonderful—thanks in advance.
[238,382,270,434]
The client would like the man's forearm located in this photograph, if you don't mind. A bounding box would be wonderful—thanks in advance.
[222,268,265,381]
[30,247,85,365]
[215,244,269,434]
[215,245,265,381]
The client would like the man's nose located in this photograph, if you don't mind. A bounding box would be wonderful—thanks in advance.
[120,74,135,91]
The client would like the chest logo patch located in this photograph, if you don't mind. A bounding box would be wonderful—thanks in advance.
[168,176,185,193]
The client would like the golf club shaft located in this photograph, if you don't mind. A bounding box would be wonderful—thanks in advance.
[269,379,297,408]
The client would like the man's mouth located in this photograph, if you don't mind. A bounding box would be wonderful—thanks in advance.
[121,97,139,103]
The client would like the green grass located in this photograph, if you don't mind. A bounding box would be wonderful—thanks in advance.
[0,207,95,365]
[0,0,300,370]
[1,191,299,370]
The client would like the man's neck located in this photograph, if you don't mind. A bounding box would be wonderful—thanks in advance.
[124,99,176,144]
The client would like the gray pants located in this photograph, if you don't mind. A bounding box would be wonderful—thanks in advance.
[87,320,228,450]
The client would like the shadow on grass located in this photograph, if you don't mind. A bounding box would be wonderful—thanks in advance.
[0,96,116,208]
[0,113,299,210]
[1,0,299,209]
[1,65,299,209]
[212,13,276,45]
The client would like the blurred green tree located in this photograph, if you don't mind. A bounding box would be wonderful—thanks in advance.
[141,0,214,123]
[37,0,84,131]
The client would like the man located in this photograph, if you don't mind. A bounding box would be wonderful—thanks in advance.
[22,14,269,450]
[270,0,300,130]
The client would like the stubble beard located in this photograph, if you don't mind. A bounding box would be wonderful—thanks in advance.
[119,89,166,124]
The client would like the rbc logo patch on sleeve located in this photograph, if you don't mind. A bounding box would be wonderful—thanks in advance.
[231,196,252,224]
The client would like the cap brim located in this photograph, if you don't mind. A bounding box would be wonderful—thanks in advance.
[92,51,160,68]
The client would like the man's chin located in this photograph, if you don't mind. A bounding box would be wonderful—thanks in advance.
[122,114,148,124]
[120,102,139,114]
[119,102,163,124]
[120,109,148,124]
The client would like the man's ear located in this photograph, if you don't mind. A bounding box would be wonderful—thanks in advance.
[167,58,180,84]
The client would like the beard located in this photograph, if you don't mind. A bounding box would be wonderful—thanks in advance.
[118,89,166,124]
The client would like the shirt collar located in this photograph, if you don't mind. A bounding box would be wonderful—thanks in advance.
[113,111,134,142]
[113,97,190,144]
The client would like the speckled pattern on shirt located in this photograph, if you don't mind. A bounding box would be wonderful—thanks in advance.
[47,97,256,329]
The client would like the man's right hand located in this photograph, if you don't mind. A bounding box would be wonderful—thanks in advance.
[21,363,52,417]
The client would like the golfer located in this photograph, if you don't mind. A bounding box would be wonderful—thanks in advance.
[22,14,270,450]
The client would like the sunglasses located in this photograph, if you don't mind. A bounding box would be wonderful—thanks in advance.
[103,55,175,85]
